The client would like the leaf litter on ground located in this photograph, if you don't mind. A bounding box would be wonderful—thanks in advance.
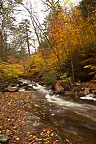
[0,91,71,144]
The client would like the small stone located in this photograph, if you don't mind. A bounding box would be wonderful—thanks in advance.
[0,134,9,144]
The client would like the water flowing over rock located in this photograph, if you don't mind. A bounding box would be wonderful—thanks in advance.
[0,79,96,144]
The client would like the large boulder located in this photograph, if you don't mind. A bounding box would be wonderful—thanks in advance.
[55,80,64,94]
[55,80,71,94]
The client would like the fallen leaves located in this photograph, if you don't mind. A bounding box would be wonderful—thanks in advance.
[0,92,65,144]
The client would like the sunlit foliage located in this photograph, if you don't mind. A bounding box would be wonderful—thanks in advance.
[0,0,96,83]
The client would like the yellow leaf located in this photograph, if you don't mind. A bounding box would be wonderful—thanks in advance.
[6,129,10,134]
[38,139,42,141]
[16,137,19,141]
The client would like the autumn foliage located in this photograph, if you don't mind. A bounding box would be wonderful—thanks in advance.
[28,6,96,83]
[0,0,96,84]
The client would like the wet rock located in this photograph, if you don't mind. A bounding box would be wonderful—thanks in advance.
[4,87,19,92]
[17,81,23,84]
[32,82,37,87]
[24,86,34,91]
[22,83,28,86]
[0,134,9,144]
[47,85,54,90]
[55,80,72,94]
[18,83,28,88]
[60,82,70,91]
[64,91,72,95]
[55,81,64,94]
[10,84,17,87]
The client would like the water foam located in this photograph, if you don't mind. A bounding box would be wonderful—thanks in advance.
[80,94,96,101]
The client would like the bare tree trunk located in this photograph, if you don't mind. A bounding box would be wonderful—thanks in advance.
[21,3,62,69]
[26,28,30,55]
[23,56,26,75]
[67,32,75,83]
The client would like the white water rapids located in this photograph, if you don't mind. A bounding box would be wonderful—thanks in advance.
[19,79,96,122]
[34,83,96,121]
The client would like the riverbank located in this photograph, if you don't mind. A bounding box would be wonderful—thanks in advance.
[0,78,96,102]
[0,79,96,144]
[0,91,65,144]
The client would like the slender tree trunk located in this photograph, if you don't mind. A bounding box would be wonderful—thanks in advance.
[26,25,30,55]
[22,3,62,69]
[26,32,30,55]
[71,55,74,82]
[67,32,75,82]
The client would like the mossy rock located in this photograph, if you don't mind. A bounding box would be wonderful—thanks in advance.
[0,135,9,144]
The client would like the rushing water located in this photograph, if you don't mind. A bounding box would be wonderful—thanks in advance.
[18,79,96,144]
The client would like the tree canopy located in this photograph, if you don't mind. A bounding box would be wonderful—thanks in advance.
[0,0,96,83]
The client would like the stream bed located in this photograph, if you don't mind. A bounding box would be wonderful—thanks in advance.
[7,79,96,143]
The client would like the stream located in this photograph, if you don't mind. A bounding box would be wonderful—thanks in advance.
[10,79,96,143]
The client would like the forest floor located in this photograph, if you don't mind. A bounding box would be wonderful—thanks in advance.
[0,91,70,144]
